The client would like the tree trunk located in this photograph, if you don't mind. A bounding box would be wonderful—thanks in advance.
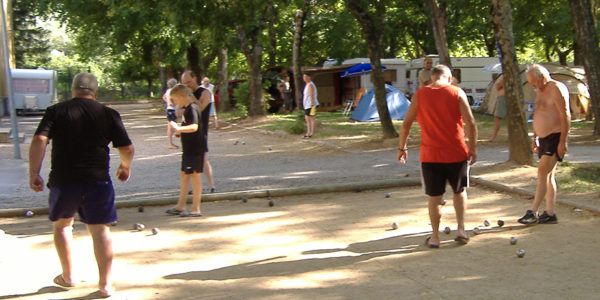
[345,0,398,139]
[217,47,230,112]
[570,0,600,134]
[146,77,153,97]
[492,0,533,165]
[293,5,308,112]
[426,0,452,67]
[4,0,14,68]
[237,28,264,116]
[267,1,277,68]
[555,47,572,66]
[573,39,583,65]
[186,42,201,76]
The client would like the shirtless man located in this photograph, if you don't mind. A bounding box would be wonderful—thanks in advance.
[489,74,506,141]
[417,57,433,88]
[518,64,570,224]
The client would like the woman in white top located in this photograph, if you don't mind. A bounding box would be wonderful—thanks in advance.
[163,78,179,148]
[302,73,319,138]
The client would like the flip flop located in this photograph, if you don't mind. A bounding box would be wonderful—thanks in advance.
[424,237,440,248]
[454,236,470,245]
[180,211,203,218]
[165,208,184,215]
[53,274,75,288]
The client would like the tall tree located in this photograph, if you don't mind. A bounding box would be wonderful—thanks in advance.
[217,47,230,112]
[570,0,600,134]
[12,0,50,68]
[425,0,451,67]
[491,0,532,165]
[345,0,397,138]
[292,1,310,110]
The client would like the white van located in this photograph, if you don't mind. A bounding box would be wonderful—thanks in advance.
[407,56,499,104]
[11,69,58,113]
[341,58,409,94]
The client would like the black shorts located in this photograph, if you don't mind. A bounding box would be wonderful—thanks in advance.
[181,153,205,174]
[166,109,177,122]
[48,181,117,224]
[421,160,469,197]
[537,132,563,162]
[304,106,317,116]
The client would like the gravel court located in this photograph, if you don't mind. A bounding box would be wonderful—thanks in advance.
[0,186,598,299]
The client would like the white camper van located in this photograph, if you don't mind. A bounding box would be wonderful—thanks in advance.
[11,69,58,113]
[341,58,409,94]
[407,56,499,104]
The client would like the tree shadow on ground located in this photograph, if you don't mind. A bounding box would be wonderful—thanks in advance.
[0,286,66,299]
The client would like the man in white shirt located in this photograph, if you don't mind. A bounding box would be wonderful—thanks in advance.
[201,77,219,129]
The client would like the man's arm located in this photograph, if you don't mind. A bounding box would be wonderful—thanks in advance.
[29,135,48,191]
[397,94,418,163]
[553,81,571,157]
[116,144,134,182]
[457,89,478,165]
[198,90,211,111]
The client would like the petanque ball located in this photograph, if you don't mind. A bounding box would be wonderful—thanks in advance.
[516,249,526,258]
[138,206,144,213]
[391,222,399,230]
[234,141,239,145]
[385,192,391,198]
[497,220,505,227]
[473,227,481,235]
[268,147,272,151]
[241,141,246,145]
[25,210,34,217]
[510,237,518,245]
[134,223,145,231]
[443,226,451,234]
[242,197,248,203]
[152,228,159,235]
[484,220,490,227]
[268,200,274,207]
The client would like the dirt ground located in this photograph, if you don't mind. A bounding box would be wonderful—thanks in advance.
[1,186,599,300]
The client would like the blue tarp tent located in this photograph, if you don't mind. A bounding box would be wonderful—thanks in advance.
[350,84,410,122]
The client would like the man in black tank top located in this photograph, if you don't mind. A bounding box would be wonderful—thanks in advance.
[181,70,217,193]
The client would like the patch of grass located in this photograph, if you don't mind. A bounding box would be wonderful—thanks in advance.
[557,162,600,194]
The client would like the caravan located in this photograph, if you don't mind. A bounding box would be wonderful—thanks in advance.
[11,69,58,113]
[407,56,499,104]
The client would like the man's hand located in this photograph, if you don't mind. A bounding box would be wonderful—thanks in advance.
[557,142,568,159]
[397,149,408,164]
[532,138,539,154]
[468,150,478,165]
[116,163,131,182]
[29,174,44,192]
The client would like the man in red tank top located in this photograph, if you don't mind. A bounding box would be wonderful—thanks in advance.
[397,65,478,248]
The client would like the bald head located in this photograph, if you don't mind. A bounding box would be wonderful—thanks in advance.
[72,73,98,99]
[181,70,199,89]
[430,64,453,84]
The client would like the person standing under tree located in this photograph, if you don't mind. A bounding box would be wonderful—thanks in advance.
[29,73,134,298]
[489,74,507,141]
[418,57,434,88]
[518,64,571,225]
[201,77,219,130]
[302,73,319,139]
[397,65,477,248]
[163,78,179,149]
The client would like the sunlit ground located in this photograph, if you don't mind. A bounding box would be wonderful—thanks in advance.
[1,186,599,299]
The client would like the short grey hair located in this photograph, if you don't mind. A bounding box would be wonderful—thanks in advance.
[72,73,98,97]
[526,64,550,79]
[431,64,452,77]
[167,78,178,88]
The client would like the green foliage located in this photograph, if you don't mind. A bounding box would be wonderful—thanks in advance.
[12,0,51,68]
[233,81,250,108]
[286,113,307,134]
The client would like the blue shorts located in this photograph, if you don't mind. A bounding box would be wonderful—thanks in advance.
[166,109,177,122]
[48,181,117,224]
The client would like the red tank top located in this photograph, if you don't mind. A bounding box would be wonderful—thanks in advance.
[415,85,469,163]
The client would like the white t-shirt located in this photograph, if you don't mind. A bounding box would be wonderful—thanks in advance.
[303,81,319,109]
[163,88,175,110]
[202,83,215,103]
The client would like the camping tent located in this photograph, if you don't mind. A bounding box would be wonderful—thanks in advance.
[480,63,590,120]
[351,84,410,122]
